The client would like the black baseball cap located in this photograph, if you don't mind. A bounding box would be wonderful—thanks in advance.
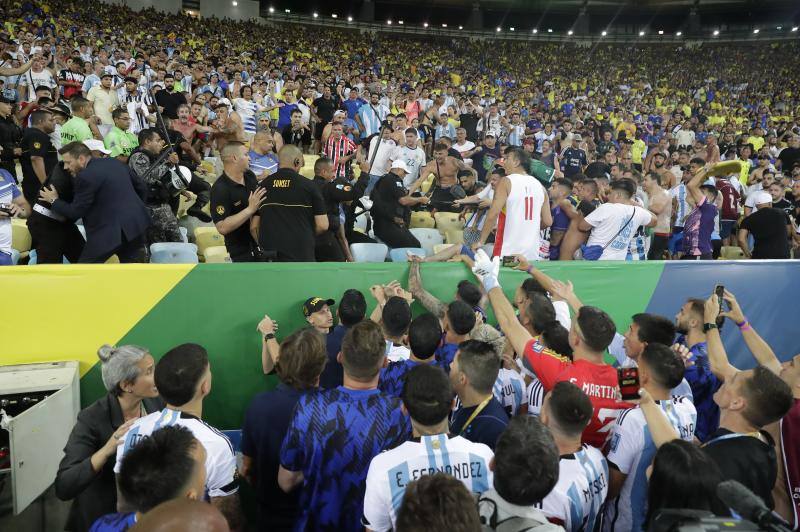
[303,297,335,317]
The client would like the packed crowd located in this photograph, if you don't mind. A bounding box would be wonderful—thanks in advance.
[1,0,799,264]
[56,256,800,531]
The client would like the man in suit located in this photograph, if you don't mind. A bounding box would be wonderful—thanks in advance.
[38,141,151,263]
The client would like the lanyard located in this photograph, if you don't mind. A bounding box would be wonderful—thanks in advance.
[702,431,763,448]
[459,396,492,436]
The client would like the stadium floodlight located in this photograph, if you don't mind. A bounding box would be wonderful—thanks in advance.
[658,30,664,35]
[793,27,799,32]
[423,22,429,28]
[313,12,318,18]
[510,27,515,32]
[387,20,392,25]
[639,30,645,36]
[442,24,447,28]
[547,28,553,33]
[398,20,403,25]
[533,29,538,33]
[676,31,682,36]
[331,14,337,18]
[777,26,782,30]
[232,0,237,5]
[284,9,290,13]
[347,16,353,22]
[713,30,719,36]
[268,6,274,13]
[496,27,501,32]
[601,30,607,36]
[459,25,463,30]
[567,30,573,35]
[753,28,759,34]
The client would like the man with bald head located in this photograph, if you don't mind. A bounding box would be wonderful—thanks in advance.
[130,499,229,532]
[251,145,328,261]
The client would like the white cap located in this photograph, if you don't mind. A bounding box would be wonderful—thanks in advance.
[751,190,772,206]
[391,160,409,174]
[333,110,346,117]
[218,98,232,108]
[83,139,111,155]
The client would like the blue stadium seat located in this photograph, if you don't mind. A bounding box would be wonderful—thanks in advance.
[350,243,388,263]
[10,249,19,265]
[388,248,426,262]
[179,226,189,243]
[149,243,199,264]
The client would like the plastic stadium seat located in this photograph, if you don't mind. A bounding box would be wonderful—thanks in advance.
[409,211,435,229]
[445,229,465,245]
[194,227,225,258]
[10,248,19,265]
[105,255,120,264]
[11,220,31,259]
[204,246,232,263]
[418,174,435,194]
[720,246,745,260]
[433,244,452,255]
[149,243,199,264]
[179,226,189,243]
[350,243,388,263]
[434,212,464,234]
[409,228,444,255]
[389,248,426,262]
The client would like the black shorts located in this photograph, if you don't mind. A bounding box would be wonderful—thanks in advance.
[314,121,329,141]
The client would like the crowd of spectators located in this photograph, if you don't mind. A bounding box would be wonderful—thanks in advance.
[0,0,799,264]
[55,257,799,531]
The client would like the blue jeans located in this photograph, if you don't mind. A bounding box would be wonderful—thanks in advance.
[365,174,382,196]
[0,250,12,265]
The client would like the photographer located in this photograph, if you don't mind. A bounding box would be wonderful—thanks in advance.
[128,128,183,245]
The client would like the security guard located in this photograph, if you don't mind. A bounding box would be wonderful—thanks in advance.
[370,160,428,248]
[0,93,22,179]
[158,119,212,223]
[254,145,328,262]
[312,156,369,261]
[128,128,183,245]
[19,109,57,205]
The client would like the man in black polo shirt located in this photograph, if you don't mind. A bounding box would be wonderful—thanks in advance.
[312,85,336,153]
[20,109,57,205]
[370,160,427,248]
[154,74,187,120]
[210,141,264,262]
[312,156,369,261]
[252,145,327,262]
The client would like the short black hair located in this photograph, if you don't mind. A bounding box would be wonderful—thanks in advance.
[631,313,676,346]
[138,128,161,146]
[576,306,616,352]
[493,417,559,505]
[456,340,500,394]
[341,320,386,380]
[521,277,547,298]
[29,109,52,126]
[154,344,209,406]
[59,141,91,158]
[338,288,366,327]
[689,157,706,166]
[700,184,718,199]
[456,281,481,308]
[408,313,442,360]
[395,473,481,532]
[290,108,302,116]
[112,107,129,121]
[118,425,199,512]
[547,381,593,438]
[402,364,452,426]
[640,343,685,390]
[446,300,475,336]
[505,146,532,170]
[741,365,794,428]
[382,296,412,337]
[610,178,636,199]
[525,293,572,358]
[553,177,573,190]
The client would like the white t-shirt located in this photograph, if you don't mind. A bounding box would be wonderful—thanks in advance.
[115,408,238,499]
[495,173,547,261]
[534,130,556,152]
[537,444,609,532]
[493,368,526,417]
[363,434,494,532]
[669,183,691,227]
[584,204,653,260]
[367,137,397,177]
[604,398,697,532]
[385,341,410,363]
[525,377,546,417]
[453,140,476,156]
[391,145,426,187]
[20,68,57,101]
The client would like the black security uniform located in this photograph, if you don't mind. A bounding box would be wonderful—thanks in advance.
[128,147,183,245]
[370,170,422,248]
[0,114,22,179]
[159,128,212,221]
[210,170,259,262]
[257,168,326,262]
[313,172,369,261]
[27,162,85,263]
[154,89,187,120]
[19,126,58,205]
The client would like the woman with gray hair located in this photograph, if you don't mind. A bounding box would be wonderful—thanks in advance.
[55,345,163,532]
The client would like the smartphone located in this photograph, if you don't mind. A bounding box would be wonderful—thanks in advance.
[618,367,641,401]
[0,203,13,215]
[714,284,726,328]
[502,255,519,268]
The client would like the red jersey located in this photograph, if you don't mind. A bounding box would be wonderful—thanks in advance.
[715,177,741,221]
[522,338,630,448]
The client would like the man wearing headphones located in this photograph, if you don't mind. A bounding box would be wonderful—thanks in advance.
[251,145,328,261]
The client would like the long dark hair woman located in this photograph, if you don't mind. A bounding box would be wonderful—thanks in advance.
[646,439,729,529]
[55,345,163,531]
